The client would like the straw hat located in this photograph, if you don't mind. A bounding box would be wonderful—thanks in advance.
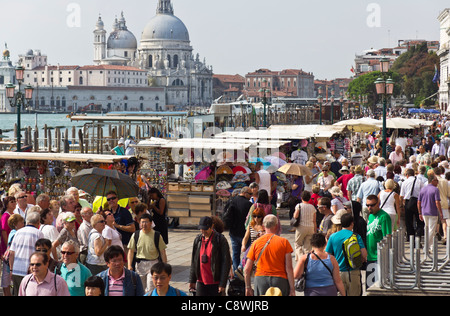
[329,186,343,197]
[368,156,378,164]
[332,209,349,225]
[262,287,283,296]
[339,166,349,173]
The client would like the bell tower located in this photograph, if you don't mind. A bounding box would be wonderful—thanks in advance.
[93,15,107,64]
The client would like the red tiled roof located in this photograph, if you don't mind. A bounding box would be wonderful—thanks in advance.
[213,74,245,83]
[32,65,79,71]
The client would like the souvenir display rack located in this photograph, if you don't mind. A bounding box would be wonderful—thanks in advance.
[0,152,132,201]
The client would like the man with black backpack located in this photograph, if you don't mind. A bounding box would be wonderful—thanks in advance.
[127,214,167,294]
[325,213,367,296]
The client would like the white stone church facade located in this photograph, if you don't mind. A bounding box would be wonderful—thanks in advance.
[94,0,213,108]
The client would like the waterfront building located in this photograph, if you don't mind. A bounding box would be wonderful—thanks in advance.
[244,68,315,102]
[438,9,450,113]
[353,40,439,77]
[213,74,245,103]
[13,50,164,113]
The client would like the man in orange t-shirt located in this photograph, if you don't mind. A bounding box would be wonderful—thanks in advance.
[244,214,295,296]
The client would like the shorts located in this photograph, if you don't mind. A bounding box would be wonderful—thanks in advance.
[1,261,11,288]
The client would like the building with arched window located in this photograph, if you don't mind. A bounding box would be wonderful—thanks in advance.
[95,0,213,108]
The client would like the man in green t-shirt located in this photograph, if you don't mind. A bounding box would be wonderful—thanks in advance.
[365,194,392,289]
[127,214,167,293]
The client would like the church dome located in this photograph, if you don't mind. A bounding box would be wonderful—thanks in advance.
[107,29,137,49]
[107,12,137,50]
[141,13,189,42]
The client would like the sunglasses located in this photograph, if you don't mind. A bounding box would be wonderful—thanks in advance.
[97,220,106,224]
[29,263,43,267]
[61,251,76,256]
[35,248,49,253]
[366,203,377,207]
[107,197,117,201]
[17,195,27,199]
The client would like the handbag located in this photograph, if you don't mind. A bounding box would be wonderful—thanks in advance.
[405,177,418,210]
[295,253,310,292]
[295,251,333,292]
[290,203,302,227]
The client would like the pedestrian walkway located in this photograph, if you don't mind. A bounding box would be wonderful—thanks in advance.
[0,209,368,296]
[166,209,297,295]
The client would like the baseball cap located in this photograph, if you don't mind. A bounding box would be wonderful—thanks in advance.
[65,215,76,223]
[198,216,213,230]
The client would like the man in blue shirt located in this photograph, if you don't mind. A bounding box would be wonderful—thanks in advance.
[357,169,381,221]
[106,191,136,249]
[147,262,187,296]
[326,213,367,296]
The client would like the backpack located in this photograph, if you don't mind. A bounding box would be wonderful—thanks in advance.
[133,229,162,262]
[342,233,363,270]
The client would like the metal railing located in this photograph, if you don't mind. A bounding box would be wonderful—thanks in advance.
[377,226,450,291]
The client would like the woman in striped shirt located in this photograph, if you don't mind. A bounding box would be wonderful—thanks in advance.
[292,191,317,261]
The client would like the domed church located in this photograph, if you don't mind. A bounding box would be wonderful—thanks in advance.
[94,0,213,108]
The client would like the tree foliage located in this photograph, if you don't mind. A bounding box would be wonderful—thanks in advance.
[390,43,439,106]
[347,71,402,110]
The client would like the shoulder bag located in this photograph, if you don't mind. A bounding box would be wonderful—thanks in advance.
[405,177,418,210]
[290,203,302,227]
[253,234,275,270]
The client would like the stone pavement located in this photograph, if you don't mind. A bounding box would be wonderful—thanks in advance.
[167,209,297,295]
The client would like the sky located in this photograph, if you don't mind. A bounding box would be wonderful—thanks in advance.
[0,0,448,80]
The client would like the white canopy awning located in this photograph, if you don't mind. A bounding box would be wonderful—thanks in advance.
[214,125,346,141]
[0,152,132,163]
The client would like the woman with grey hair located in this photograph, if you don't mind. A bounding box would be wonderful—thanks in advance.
[86,214,108,275]
[52,212,79,261]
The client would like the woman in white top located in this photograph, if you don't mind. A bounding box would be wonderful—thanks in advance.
[39,208,60,259]
[378,179,400,231]
[102,211,123,249]
[86,214,108,276]
[292,191,317,261]
[317,166,334,194]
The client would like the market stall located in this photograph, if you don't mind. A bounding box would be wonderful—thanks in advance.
[0,151,133,200]
[131,137,171,194]
[144,137,290,226]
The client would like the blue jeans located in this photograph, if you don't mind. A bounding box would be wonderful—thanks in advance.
[230,234,243,273]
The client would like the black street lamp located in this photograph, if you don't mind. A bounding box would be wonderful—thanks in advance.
[259,79,271,128]
[339,90,344,121]
[330,88,335,124]
[318,86,323,125]
[6,65,34,152]
[375,56,394,158]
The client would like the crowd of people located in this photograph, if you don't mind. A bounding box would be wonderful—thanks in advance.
[222,117,450,296]
[1,116,449,297]
[0,182,178,296]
